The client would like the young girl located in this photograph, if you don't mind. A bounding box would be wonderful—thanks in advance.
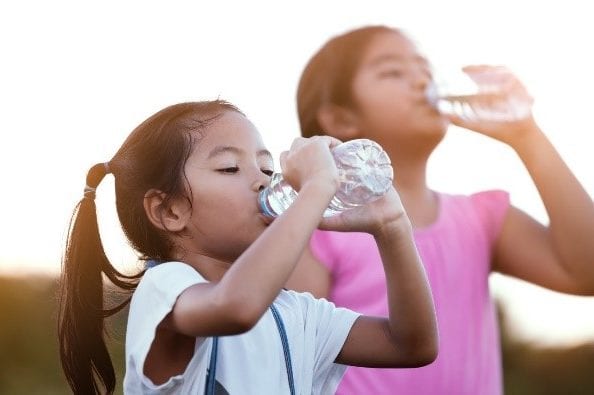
[58,100,438,394]
[287,25,594,395]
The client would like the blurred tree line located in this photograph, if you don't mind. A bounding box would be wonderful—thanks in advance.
[1,274,593,394]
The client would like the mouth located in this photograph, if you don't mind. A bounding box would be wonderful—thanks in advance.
[258,213,275,226]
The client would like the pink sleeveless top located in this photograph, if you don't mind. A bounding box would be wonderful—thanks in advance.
[310,191,510,395]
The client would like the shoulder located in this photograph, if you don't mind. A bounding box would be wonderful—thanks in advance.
[469,189,510,209]
[135,261,206,301]
[439,189,509,209]
[441,190,510,242]
[140,261,205,287]
[469,190,510,230]
[125,262,208,391]
[130,261,207,325]
[438,190,510,219]
[276,289,360,327]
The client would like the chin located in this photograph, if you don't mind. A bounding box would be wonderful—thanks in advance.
[424,118,449,138]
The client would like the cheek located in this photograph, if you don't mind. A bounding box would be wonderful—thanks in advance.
[357,96,411,129]
[194,194,240,220]
[192,188,254,227]
[355,79,411,116]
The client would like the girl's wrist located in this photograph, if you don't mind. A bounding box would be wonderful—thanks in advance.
[372,214,413,242]
[507,121,546,153]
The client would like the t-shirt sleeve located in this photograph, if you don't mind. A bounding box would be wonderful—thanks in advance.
[296,291,360,394]
[125,262,206,391]
[470,189,510,245]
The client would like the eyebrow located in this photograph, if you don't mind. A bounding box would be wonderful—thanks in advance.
[207,145,273,160]
[369,53,429,67]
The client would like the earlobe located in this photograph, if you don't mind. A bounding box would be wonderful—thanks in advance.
[144,189,189,233]
[317,104,360,139]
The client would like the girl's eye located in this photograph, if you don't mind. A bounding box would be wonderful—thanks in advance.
[261,169,273,176]
[379,69,404,78]
[218,167,239,174]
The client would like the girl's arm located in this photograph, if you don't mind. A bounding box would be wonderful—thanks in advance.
[325,189,439,367]
[169,137,343,337]
[492,125,594,294]
[450,66,594,295]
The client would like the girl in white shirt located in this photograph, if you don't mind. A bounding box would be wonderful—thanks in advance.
[58,100,437,394]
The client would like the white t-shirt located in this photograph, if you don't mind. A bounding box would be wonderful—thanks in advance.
[123,262,360,395]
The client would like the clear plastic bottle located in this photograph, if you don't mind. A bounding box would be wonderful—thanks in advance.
[258,138,393,217]
[426,67,532,122]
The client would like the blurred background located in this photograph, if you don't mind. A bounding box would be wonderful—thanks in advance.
[1,1,593,393]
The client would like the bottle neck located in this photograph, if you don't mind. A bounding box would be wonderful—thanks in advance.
[258,173,295,218]
[258,188,278,218]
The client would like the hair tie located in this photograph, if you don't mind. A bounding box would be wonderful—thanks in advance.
[83,162,110,200]
[83,185,97,200]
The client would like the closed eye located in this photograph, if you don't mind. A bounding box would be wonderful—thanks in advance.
[218,167,239,174]
[379,69,404,78]
[261,169,273,176]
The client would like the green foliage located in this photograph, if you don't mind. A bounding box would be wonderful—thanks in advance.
[0,275,593,394]
[0,275,125,395]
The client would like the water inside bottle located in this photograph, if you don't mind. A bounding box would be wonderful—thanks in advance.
[258,139,393,218]
[426,68,531,122]
[259,173,297,217]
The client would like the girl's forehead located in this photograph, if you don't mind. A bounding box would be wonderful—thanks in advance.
[362,32,423,65]
[192,112,267,156]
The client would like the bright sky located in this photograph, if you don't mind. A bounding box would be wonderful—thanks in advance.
[1,1,593,346]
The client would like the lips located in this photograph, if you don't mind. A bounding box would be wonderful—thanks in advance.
[259,213,275,225]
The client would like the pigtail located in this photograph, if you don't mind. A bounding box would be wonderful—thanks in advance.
[58,163,141,395]
[58,101,240,393]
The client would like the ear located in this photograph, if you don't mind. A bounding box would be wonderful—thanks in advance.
[317,104,361,140]
[143,189,190,233]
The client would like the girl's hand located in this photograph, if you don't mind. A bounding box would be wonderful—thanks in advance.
[279,136,342,193]
[318,186,409,235]
[447,65,541,147]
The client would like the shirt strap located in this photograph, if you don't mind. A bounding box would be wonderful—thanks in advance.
[205,304,296,395]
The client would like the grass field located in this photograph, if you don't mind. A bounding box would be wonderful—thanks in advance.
[1,275,593,394]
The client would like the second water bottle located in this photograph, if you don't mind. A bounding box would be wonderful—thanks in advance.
[425,66,533,122]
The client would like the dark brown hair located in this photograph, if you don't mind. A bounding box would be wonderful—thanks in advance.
[296,25,401,137]
[58,100,242,394]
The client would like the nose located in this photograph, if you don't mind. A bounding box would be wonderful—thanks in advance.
[412,69,431,91]
[252,172,271,192]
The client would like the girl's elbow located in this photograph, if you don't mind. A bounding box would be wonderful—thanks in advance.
[412,341,439,367]
[396,333,439,367]
[420,330,439,365]
[228,309,259,333]
[397,341,438,368]
[221,296,266,333]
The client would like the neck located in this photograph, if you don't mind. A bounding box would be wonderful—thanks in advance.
[385,146,439,229]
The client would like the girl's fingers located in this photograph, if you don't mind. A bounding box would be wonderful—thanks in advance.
[325,136,344,149]
[279,151,289,172]
[308,135,343,148]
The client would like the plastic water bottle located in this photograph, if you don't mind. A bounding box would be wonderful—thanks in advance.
[426,67,532,122]
[258,138,393,217]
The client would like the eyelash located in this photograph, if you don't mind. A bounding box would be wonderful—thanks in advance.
[219,167,239,174]
[218,167,273,176]
[380,65,432,79]
[380,70,404,78]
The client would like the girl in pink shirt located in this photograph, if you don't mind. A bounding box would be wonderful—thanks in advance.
[287,25,594,395]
